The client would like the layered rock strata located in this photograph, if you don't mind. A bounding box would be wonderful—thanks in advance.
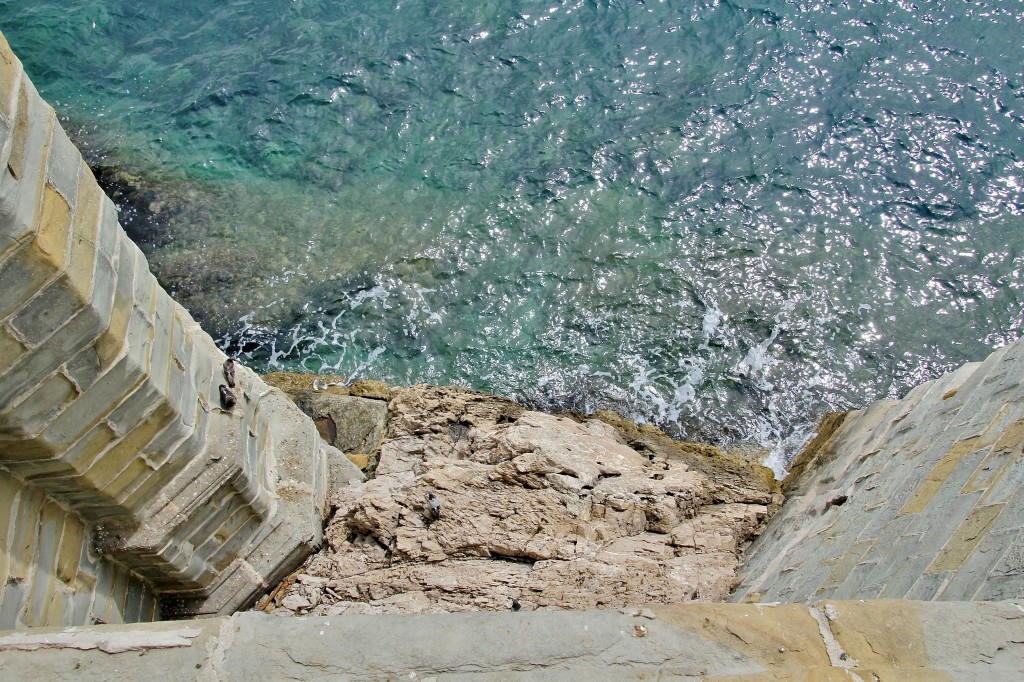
[263,385,781,615]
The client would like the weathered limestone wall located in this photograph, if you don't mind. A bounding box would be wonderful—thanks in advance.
[733,337,1024,603]
[0,467,158,627]
[0,32,356,628]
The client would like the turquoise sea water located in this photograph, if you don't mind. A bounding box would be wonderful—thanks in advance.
[4,1,1023,471]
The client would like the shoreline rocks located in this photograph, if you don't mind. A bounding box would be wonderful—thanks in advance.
[259,381,782,615]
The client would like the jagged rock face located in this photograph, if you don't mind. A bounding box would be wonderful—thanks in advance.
[268,385,781,615]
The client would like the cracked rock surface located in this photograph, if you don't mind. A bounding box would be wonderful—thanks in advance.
[264,385,781,615]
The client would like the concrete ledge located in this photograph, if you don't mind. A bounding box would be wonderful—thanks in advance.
[0,600,1022,680]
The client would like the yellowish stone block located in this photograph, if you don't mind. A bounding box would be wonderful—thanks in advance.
[33,183,71,275]
[0,30,20,122]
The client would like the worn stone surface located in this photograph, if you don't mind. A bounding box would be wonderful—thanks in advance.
[263,374,389,471]
[263,385,781,615]
[294,393,387,457]
[262,372,350,398]
[734,337,1024,604]
[2,601,1023,680]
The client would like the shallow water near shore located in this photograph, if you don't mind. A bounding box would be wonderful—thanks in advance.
[4,0,1023,472]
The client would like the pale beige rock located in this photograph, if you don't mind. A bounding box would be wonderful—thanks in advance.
[268,385,779,615]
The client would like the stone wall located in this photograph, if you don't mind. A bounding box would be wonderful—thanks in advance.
[3,600,1024,679]
[732,336,1024,603]
[0,31,358,628]
[0,467,158,627]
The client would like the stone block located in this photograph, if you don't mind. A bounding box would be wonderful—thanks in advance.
[64,346,102,393]
[26,500,65,626]
[69,576,94,625]
[0,108,9,179]
[0,329,25,371]
[295,392,387,456]
[189,328,218,402]
[814,539,873,595]
[22,175,69,271]
[43,123,81,208]
[89,563,114,625]
[52,164,104,297]
[0,276,153,470]
[122,579,146,624]
[95,456,154,501]
[0,184,66,324]
[197,507,263,574]
[904,570,950,600]
[5,484,44,586]
[127,254,157,330]
[827,559,878,600]
[912,490,983,553]
[94,194,119,265]
[0,471,20,593]
[974,573,1024,601]
[25,424,117,484]
[55,518,84,585]
[323,442,367,492]
[0,370,78,442]
[926,503,1005,574]
[0,580,25,630]
[854,459,927,522]
[986,528,1024,578]
[978,446,1024,503]
[877,553,941,599]
[94,238,137,368]
[899,441,989,516]
[853,533,925,598]
[0,31,22,122]
[119,409,205,513]
[107,564,129,625]
[9,265,92,348]
[0,77,52,259]
[938,527,1018,601]
[0,230,121,418]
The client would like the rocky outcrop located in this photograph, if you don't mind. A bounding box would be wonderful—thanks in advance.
[262,385,781,615]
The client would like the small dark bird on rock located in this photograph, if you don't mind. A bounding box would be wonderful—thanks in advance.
[426,491,442,522]
[219,385,237,410]
[223,358,236,388]
[511,599,521,612]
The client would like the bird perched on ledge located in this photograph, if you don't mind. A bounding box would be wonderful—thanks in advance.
[223,357,236,387]
[219,385,237,410]
[426,490,442,523]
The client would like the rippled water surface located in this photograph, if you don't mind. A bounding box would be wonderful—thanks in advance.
[5,0,1023,471]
